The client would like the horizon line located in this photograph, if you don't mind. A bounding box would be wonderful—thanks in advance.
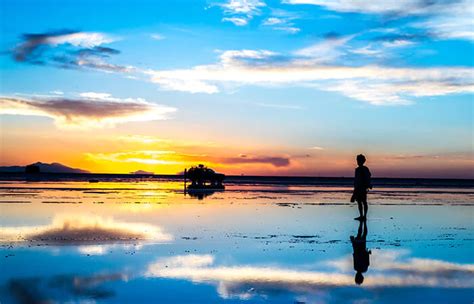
[0,171,473,181]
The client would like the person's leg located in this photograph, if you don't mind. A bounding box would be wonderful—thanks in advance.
[357,199,363,217]
[363,200,368,218]
[357,220,363,238]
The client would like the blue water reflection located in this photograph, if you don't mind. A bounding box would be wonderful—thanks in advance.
[0,181,473,303]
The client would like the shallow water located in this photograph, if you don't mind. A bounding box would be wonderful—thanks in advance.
[0,181,473,303]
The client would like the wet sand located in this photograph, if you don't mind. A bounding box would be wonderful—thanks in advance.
[0,181,473,303]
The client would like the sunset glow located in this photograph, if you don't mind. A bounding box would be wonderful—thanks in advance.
[1,0,472,178]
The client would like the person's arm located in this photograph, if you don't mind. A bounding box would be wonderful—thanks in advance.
[351,169,357,202]
[354,168,357,188]
[367,168,372,189]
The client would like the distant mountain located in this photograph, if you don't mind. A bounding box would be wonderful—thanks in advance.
[0,162,90,174]
[131,170,154,175]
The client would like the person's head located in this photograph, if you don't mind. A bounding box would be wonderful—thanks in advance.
[356,154,366,166]
[355,272,364,285]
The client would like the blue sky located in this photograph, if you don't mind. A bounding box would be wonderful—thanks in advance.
[0,0,473,177]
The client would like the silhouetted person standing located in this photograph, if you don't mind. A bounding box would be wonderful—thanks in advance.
[350,219,371,285]
[351,154,372,220]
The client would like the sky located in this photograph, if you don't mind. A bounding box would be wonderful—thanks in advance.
[0,0,473,178]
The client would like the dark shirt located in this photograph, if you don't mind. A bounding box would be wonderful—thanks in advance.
[351,238,370,273]
[354,166,371,191]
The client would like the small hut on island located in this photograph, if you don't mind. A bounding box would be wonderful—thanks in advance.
[184,164,225,190]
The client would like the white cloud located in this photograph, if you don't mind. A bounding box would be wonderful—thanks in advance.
[351,45,383,56]
[294,35,353,62]
[218,0,266,26]
[262,15,300,34]
[221,0,265,15]
[273,26,300,34]
[263,17,283,26]
[149,75,219,94]
[413,1,474,41]
[144,47,474,105]
[320,81,412,105]
[322,79,474,105]
[284,0,474,42]
[79,92,112,99]
[45,32,115,48]
[283,0,424,14]
[350,37,415,60]
[150,33,165,40]
[382,39,415,48]
[222,17,249,26]
[219,49,278,64]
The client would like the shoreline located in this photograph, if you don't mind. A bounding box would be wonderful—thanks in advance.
[0,172,473,189]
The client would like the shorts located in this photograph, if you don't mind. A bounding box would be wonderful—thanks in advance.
[351,190,367,203]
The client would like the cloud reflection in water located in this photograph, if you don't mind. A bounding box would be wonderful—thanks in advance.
[145,251,474,300]
[0,214,173,244]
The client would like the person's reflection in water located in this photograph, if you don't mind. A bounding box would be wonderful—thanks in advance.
[350,219,371,285]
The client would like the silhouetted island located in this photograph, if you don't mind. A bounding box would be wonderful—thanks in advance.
[184,164,225,190]
[0,162,90,174]
[130,170,154,175]
[25,164,40,174]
